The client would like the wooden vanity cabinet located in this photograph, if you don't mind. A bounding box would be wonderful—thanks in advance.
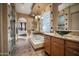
[44,35,51,55]
[44,34,79,56]
[51,37,65,56]
[65,40,79,56]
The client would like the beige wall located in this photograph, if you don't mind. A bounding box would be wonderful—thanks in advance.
[0,4,8,55]
[2,4,8,55]
[16,13,31,20]
[71,13,79,30]
[70,4,79,30]
[16,13,34,32]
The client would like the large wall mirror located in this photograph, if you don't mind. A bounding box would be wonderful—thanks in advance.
[57,15,65,30]
[57,4,79,31]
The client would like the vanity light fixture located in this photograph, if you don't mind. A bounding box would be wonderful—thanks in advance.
[38,15,41,18]
[35,16,38,19]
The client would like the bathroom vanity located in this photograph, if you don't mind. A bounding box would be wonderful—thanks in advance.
[44,35,51,55]
[44,32,79,56]
[43,4,79,56]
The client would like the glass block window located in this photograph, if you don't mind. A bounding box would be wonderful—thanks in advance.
[41,11,51,33]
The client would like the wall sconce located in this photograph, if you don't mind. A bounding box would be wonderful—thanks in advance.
[35,16,38,19]
[41,17,43,19]
[35,15,41,19]
[38,15,41,18]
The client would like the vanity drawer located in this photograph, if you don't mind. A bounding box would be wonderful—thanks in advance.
[65,40,79,49]
[65,40,79,56]
[65,47,79,56]
[44,35,51,55]
[53,37,64,45]
[51,37,65,56]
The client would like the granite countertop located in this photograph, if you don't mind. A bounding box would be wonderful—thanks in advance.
[42,32,79,42]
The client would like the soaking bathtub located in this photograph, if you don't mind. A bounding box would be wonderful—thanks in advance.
[29,34,44,50]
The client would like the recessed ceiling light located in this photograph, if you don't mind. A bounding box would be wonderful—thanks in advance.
[38,15,41,18]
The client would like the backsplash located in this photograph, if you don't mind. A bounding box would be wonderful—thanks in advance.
[71,31,79,36]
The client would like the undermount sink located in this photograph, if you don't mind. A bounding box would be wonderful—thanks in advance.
[56,31,71,36]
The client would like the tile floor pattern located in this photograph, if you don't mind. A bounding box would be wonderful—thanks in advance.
[15,39,46,56]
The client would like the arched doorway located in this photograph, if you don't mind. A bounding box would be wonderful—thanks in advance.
[17,17,27,40]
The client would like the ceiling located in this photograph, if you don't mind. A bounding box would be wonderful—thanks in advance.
[15,3,33,14]
[32,3,50,15]
[15,3,51,15]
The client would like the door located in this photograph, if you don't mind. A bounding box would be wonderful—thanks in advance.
[65,40,79,56]
[44,35,51,55]
[51,37,64,56]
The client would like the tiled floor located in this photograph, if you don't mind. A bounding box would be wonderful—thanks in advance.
[15,39,45,56]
